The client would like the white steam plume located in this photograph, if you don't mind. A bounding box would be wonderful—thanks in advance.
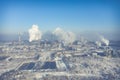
[95,41,101,47]
[99,35,109,46]
[28,24,42,42]
[65,31,76,44]
[53,27,76,44]
[53,27,65,41]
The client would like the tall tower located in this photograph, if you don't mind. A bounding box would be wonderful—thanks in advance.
[18,32,21,44]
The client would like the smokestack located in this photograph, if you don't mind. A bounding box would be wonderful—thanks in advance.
[18,32,22,44]
[19,32,21,42]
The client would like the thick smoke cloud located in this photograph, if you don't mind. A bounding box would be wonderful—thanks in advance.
[53,27,76,44]
[28,24,42,42]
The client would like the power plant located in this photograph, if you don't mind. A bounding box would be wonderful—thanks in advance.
[0,25,120,80]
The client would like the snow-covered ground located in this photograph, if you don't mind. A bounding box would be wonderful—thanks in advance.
[0,40,120,80]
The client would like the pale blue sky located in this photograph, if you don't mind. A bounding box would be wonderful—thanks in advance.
[0,0,119,34]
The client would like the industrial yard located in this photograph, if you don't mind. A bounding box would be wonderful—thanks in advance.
[0,38,120,80]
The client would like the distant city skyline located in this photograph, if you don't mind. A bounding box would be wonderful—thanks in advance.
[0,0,120,34]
